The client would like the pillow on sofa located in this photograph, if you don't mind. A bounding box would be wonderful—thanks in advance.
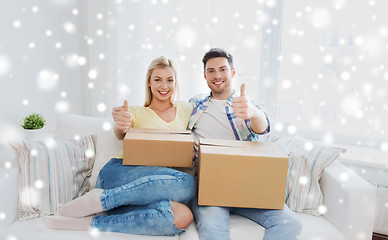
[9,135,96,220]
[276,137,346,216]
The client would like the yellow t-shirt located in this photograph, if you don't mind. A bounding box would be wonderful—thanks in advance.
[116,101,193,158]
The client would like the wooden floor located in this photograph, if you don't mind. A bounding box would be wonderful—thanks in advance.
[373,233,388,240]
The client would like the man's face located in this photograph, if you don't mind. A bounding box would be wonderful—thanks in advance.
[204,57,235,100]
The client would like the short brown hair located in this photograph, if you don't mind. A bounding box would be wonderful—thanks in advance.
[202,48,233,70]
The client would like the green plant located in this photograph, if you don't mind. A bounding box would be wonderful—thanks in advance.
[20,113,46,130]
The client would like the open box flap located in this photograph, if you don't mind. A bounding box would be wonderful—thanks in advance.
[126,128,191,135]
[200,138,263,148]
[199,138,288,158]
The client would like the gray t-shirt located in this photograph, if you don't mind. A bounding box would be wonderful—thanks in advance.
[192,99,236,160]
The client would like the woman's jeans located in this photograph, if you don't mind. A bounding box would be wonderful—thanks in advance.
[90,158,196,236]
[192,197,302,240]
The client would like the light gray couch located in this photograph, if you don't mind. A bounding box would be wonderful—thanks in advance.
[0,114,376,240]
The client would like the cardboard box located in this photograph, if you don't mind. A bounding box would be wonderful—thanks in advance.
[123,128,194,168]
[198,138,289,209]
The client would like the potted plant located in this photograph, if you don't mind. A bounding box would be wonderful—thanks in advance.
[20,113,46,141]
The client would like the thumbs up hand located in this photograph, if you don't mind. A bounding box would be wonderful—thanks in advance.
[112,100,133,133]
[233,84,270,134]
[240,83,246,97]
[232,83,256,120]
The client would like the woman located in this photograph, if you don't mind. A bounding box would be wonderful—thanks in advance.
[43,56,196,236]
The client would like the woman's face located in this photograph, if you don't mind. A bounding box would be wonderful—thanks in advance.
[149,67,176,103]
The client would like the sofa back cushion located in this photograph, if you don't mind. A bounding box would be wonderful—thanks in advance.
[54,114,107,140]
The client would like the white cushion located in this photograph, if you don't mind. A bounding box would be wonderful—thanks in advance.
[1,218,178,240]
[229,213,344,240]
[296,213,344,240]
[2,213,345,240]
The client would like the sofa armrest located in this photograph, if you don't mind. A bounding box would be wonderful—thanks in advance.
[0,166,18,231]
[320,160,376,240]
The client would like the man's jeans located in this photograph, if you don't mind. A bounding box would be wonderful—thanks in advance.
[192,197,302,240]
[91,158,196,236]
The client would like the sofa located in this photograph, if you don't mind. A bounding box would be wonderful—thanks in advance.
[0,114,376,240]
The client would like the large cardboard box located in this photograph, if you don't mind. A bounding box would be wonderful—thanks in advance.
[198,138,289,209]
[123,128,194,168]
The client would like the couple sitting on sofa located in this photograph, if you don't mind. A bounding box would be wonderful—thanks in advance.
[43,48,302,240]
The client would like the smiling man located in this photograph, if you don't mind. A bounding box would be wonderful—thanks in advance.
[188,48,302,240]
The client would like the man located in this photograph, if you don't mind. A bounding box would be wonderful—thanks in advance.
[189,48,301,240]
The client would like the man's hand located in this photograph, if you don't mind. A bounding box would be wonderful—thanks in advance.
[232,83,258,120]
[232,84,269,134]
[112,100,133,139]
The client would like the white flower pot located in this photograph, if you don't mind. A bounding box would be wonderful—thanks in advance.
[24,127,45,142]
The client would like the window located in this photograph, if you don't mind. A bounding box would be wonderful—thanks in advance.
[114,0,267,105]
[272,0,387,148]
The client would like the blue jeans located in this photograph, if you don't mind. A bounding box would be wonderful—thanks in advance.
[90,158,196,236]
[192,198,302,240]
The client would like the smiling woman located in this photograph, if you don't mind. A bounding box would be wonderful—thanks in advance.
[43,56,196,236]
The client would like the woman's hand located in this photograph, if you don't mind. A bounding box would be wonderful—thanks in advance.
[113,100,133,139]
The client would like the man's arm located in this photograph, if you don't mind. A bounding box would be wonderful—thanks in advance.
[248,108,269,134]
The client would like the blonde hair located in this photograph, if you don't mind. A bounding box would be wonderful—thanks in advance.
[144,56,178,107]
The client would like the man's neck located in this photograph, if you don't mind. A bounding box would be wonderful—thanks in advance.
[211,91,233,100]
